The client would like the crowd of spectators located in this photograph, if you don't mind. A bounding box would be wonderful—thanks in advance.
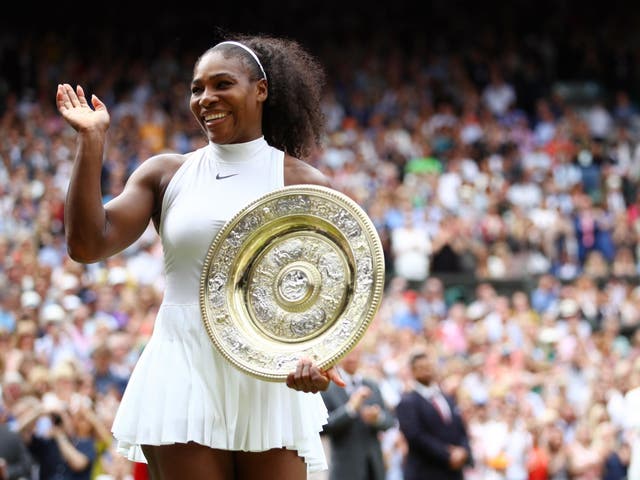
[2,6,640,479]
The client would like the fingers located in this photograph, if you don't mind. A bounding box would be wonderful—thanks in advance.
[62,83,82,107]
[56,84,71,112]
[76,85,89,107]
[359,385,372,398]
[91,94,106,111]
[285,372,296,389]
[297,358,315,393]
[56,83,90,111]
[350,386,371,403]
[309,365,330,392]
[286,358,311,393]
[326,366,346,388]
[287,358,330,394]
[55,83,112,134]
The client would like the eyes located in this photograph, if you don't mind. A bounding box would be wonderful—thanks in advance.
[191,79,234,95]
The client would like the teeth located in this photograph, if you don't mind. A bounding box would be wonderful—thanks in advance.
[205,112,227,121]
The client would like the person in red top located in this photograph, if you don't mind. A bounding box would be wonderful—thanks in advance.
[527,424,549,480]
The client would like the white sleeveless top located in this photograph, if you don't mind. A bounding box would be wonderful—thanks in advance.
[111,137,329,472]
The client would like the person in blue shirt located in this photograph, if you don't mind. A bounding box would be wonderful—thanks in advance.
[391,290,423,333]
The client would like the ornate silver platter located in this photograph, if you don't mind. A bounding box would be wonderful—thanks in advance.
[199,184,385,381]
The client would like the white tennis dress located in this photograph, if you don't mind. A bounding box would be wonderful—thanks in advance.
[111,137,329,472]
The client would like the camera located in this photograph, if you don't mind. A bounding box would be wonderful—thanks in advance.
[50,413,63,426]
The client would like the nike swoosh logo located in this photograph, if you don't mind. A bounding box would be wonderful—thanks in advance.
[216,173,239,180]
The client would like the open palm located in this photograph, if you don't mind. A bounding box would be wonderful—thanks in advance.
[56,83,110,132]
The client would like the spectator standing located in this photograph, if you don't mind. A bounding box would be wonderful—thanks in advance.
[390,211,431,283]
[566,420,603,479]
[320,346,395,480]
[545,421,570,480]
[526,423,549,480]
[396,350,473,480]
[90,344,128,400]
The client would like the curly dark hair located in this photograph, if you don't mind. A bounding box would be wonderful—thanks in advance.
[202,35,326,160]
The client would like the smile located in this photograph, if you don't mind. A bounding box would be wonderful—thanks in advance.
[204,112,229,122]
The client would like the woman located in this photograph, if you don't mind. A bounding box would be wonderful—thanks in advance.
[56,35,344,479]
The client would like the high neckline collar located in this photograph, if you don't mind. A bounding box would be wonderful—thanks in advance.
[208,136,268,163]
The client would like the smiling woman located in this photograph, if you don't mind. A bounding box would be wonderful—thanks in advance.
[191,37,327,159]
[55,34,345,480]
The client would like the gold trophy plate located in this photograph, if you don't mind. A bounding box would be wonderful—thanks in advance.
[199,185,385,381]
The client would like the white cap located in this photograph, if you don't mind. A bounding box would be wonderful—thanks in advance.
[466,302,487,321]
[558,298,580,318]
[61,294,82,311]
[108,266,128,285]
[60,273,80,291]
[20,290,42,309]
[40,303,66,324]
[538,326,561,343]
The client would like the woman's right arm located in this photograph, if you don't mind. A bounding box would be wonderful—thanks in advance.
[57,84,163,263]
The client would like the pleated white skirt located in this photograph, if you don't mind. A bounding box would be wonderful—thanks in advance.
[111,303,329,472]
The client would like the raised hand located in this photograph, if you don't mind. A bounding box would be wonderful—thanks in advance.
[347,385,372,411]
[286,358,346,393]
[56,83,110,133]
[360,404,381,425]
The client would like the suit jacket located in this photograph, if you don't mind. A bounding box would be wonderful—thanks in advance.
[396,389,472,480]
[0,423,34,480]
[321,377,395,480]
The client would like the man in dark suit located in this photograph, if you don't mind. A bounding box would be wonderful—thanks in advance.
[396,350,472,480]
[320,346,395,480]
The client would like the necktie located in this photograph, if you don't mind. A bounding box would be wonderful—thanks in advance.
[432,395,451,422]
[346,376,360,395]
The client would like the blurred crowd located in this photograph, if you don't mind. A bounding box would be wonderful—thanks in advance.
[2,9,640,479]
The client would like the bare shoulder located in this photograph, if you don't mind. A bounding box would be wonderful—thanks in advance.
[131,152,186,184]
[136,153,186,176]
[127,152,188,227]
[283,154,331,188]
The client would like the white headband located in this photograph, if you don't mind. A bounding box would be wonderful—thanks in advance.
[216,41,267,81]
